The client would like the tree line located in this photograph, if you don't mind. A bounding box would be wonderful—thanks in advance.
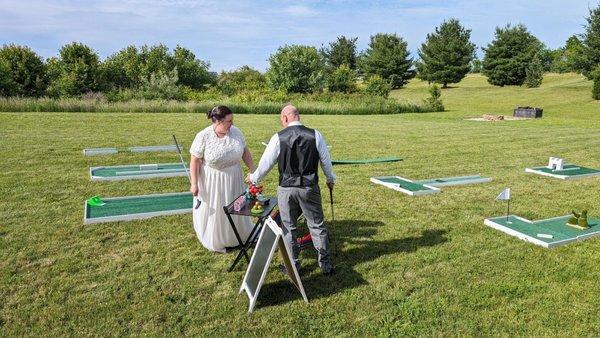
[1,4,599,100]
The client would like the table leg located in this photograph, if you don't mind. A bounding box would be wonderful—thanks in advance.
[228,217,263,272]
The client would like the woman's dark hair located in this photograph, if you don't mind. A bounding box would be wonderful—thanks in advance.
[207,105,233,122]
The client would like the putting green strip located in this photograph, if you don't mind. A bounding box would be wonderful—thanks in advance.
[90,163,188,181]
[84,192,192,224]
[485,215,600,248]
[332,157,402,165]
[526,164,600,179]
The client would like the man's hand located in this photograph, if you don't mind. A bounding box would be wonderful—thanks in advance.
[327,182,335,190]
[190,184,199,196]
[245,174,253,185]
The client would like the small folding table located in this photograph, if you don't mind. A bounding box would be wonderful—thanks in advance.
[223,193,277,272]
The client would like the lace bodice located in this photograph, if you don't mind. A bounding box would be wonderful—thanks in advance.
[190,125,247,169]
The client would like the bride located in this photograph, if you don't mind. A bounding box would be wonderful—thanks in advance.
[189,105,255,252]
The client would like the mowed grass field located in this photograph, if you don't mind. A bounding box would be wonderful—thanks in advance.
[1,73,599,336]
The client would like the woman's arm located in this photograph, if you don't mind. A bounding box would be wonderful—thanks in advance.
[242,146,255,172]
[189,155,201,196]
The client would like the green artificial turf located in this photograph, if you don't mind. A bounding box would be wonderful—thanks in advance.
[1,74,600,336]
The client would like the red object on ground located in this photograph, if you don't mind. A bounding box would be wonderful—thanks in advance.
[297,233,312,246]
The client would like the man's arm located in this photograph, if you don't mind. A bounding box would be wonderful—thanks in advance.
[246,133,279,184]
[315,130,336,184]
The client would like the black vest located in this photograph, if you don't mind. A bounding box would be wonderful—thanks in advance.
[278,125,320,187]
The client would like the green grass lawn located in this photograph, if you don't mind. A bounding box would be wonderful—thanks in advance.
[1,73,599,335]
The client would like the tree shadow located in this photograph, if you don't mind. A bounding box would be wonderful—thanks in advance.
[256,219,448,309]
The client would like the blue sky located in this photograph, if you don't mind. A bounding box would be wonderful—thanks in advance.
[0,0,595,72]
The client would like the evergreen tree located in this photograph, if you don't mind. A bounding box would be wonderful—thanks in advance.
[582,3,600,78]
[482,24,542,86]
[416,19,476,87]
[0,44,46,96]
[592,65,600,100]
[321,36,358,70]
[524,54,543,88]
[359,33,415,89]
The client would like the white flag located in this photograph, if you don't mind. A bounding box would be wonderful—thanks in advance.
[496,188,510,201]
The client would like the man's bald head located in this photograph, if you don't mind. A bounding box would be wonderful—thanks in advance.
[280,104,300,127]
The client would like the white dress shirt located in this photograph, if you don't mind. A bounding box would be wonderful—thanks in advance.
[249,121,336,185]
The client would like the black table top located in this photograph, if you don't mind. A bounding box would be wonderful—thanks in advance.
[225,193,277,218]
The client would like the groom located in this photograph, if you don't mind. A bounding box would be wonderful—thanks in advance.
[246,104,336,276]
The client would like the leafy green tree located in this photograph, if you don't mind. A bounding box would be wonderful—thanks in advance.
[102,45,141,89]
[172,45,214,89]
[0,58,15,96]
[46,42,103,97]
[0,44,46,96]
[218,65,266,95]
[560,35,588,73]
[321,36,358,70]
[482,24,542,86]
[266,45,324,93]
[524,54,543,88]
[326,64,356,93]
[582,4,600,78]
[416,19,476,87]
[362,75,391,98]
[359,33,415,88]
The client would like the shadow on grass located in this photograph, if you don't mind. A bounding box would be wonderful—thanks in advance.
[256,219,448,309]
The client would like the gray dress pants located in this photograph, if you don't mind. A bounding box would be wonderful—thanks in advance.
[277,184,332,271]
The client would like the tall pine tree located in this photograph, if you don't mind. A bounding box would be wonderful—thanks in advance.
[416,19,475,87]
[582,3,600,79]
[482,24,542,86]
[359,33,415,89]
[321,36,358,70]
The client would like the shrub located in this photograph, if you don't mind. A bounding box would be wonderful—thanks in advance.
[362,75,391,98]
[326,64,357,93]
[423,84,444,111]
[0,44,46,96]
[217,66,267,95]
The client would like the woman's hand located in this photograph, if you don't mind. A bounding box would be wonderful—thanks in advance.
[190,184,199,196]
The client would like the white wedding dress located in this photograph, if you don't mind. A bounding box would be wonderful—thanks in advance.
[190,125,253,252]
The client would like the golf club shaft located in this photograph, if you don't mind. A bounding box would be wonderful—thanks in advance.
[172,134,201,209]
[329,186,334,222]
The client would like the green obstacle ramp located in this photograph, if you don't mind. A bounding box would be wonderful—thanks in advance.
[525,164,600,180]
[332,157,402,165]
[484,215,600,248]
[83,192,192,224]
[370,176,440,196]
[415,175,492,187]
[90,163,188,181]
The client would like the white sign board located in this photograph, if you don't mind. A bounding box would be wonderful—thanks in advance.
[239,216,308,313]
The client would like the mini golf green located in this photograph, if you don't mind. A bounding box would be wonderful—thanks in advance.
[83,192,192,224]
[484,215,600,248]
[371,174,491,196]
[525,164,600,180]
[90,163,188,181]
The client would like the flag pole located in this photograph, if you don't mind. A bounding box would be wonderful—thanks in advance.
[506,198,510,222]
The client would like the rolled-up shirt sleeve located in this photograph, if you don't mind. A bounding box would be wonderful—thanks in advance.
[249,133,279,184]
[315,129,336,183]
[189,131,205,159]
